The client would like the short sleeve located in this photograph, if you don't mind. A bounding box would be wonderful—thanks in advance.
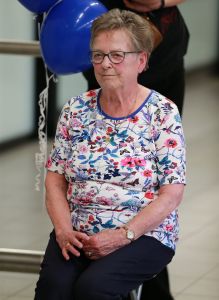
[46,101,71,174]
[153,98,186,186]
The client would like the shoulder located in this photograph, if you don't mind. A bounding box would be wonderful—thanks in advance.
[148,90,178,111]
[147,90,181,126]
[61,89,100,116]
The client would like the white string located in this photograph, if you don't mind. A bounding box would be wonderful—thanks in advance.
[34,74,52,191]
[34,12,58,192]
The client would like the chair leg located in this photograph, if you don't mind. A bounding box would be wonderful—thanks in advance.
[129,284,143,300]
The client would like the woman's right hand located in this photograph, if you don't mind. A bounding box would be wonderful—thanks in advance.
[56,230,90,260]
[45,172,90,260]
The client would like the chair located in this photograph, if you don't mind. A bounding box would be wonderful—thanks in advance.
[129,284,143,300]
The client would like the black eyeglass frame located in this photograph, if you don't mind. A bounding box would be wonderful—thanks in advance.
[90,50,142,64]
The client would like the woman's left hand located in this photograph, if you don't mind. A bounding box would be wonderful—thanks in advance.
[82,228,129,260]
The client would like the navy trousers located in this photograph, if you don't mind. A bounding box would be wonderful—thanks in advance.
[34,230,174,300]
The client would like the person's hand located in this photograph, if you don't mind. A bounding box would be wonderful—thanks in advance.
[82,228,129,260]
[56,229,90,260]
[123,0,163,12]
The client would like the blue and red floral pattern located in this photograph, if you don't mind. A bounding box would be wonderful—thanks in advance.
[47,89,186,250]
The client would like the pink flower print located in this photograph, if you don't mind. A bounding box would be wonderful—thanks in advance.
[77,182,87,189]
[87,189,97,197]
[97,147,105,152]
[151,128,156,137]
[46,158,52,168]
[161,114,169,125]
[96,196,113,205]
[80,196,92,205]
[74,195,92,205]
[113,161,119,168]
[88,214,95,222]
[164,125,173,134]
[126,136,134,143]
[67,184,73,196]
[71,118,81,127]
[78,144,88,154]
[134,158,146,167]
[170,162,177,169]
[165,224,173,231]
[86,90,96,97]
[91,99,96,104]
[165,138,178,148]
[129,116,139,123]
[164,169,173,175]
[88,168,97,174]
[60,126,69,139]
[106,126,113,135]
[121,157,135,168]
[142,169,152,177]
[144,191,154,199]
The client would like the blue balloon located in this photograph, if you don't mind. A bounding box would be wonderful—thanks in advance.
[39,0,107,75]
[18,0,59,14]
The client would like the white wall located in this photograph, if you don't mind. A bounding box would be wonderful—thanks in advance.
[0,2,34,143]
[180,0,218,70]
[57,73,87,109]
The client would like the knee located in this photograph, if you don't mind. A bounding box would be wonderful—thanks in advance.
[74,274,112,300]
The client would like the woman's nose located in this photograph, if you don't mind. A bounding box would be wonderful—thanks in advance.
[101,55,112,68]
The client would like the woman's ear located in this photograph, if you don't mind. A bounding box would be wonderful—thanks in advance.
[138,52,148,73]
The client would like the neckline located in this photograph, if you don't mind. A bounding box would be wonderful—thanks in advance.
[96,89,153,121]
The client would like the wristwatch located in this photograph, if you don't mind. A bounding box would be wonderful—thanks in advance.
[123,226,135,242]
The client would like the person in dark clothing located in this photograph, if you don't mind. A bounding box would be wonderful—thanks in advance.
[82,1,189,299]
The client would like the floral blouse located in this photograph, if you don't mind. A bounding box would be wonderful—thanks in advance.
[47,89,186,251]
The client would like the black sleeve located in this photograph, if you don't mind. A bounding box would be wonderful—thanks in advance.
[98,0,125,10]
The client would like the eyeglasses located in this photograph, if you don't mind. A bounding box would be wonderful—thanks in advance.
[90,51,141,64]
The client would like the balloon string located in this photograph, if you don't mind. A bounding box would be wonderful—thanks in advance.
[34,73,53,192]
[34,13,58,192]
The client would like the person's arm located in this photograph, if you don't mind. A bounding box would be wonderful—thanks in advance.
[82,184,183,259]
[123,0,186,12]
[122,183,184,238]
[45,171,90,260]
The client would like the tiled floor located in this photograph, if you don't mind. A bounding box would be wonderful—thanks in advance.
[0,69,219,299]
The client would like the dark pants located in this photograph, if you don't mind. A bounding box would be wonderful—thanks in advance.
[34,231,174,300]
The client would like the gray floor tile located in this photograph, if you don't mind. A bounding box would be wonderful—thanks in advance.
[0,272,37,298]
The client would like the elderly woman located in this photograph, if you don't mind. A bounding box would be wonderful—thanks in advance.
[34,8,186,300]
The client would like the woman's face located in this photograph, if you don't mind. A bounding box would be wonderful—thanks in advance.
[91,29,146,91]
